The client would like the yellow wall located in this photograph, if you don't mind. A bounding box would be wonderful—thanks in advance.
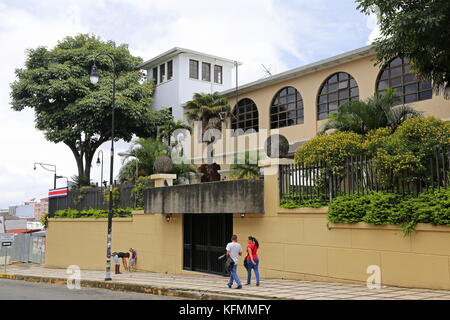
[45,171,450,290]
[45,213,183,274]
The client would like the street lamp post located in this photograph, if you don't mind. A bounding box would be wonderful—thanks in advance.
[90,52,117,281]
[96,150,104,190]
[33,162,57,189]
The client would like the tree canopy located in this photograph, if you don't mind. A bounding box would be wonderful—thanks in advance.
[10,34,170,185]
[356,0,450,97]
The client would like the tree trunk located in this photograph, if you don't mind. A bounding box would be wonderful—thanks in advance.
[84,151,94,186]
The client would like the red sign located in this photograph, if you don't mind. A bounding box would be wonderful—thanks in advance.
[48,187,68,198]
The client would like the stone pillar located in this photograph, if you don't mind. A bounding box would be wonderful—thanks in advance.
[258,158,294,176]
[150,174,177,188]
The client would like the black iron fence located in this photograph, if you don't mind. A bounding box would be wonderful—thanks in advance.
[48,183,136,217]
[279,146,449,204]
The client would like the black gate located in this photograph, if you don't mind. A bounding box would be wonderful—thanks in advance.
[183,214,233,275]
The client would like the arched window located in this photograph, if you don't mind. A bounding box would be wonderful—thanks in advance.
[270,86,304,129]
[376,57,432,105]
[317,72,359,120]
[231,98,259,133]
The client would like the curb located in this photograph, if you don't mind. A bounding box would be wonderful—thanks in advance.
[0,273,273,300]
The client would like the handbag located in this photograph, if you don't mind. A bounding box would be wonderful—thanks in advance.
[225,256,235,273]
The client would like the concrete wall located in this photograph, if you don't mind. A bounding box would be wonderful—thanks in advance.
[144,179,264,214]
[45,171,450,290]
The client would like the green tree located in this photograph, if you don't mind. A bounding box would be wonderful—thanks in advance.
[356,0,450,97]
[10,34,170,185]
[230,151,260,180]
[157,119,191,145]
[185,92,231,170]
[184,92,231,131]
[118,138,168,183]
[321,90,421,135]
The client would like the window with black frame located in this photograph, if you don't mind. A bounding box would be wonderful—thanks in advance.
[167,60,173,80]
[202,62,211,81]
[270,86,304,129]
[152,67,158,84]
[376,57,432,105]
[214,65,223,84]
[231,98,259,135]
[317,72,359,120]
[189,59,199,79]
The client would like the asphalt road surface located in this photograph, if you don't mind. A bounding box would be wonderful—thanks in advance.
[0,278,181,300]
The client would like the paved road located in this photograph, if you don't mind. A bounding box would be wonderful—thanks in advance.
[0,279,180,300]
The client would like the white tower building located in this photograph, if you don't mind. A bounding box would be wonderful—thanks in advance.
[138,47,240,122]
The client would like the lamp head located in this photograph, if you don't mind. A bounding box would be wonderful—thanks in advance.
[89,63,99,85]
[96,157,101,166]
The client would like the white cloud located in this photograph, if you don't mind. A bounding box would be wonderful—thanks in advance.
[0,0,370,208]
[366,10,381,44]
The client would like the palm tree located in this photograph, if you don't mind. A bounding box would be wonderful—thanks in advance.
[230,151,261,180]
[118,138,168,183]
[320,89,422,135]
[184,92,231,131]
[157,120,191,145]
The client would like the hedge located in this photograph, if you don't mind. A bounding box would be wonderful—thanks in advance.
[328,188,450,235]
[53,208,134,219]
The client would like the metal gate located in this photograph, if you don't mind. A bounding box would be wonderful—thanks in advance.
[7,233,46,264]
[183,214,232,275]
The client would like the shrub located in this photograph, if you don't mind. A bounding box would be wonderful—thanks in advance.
[54,208,133,219]
[294,131,365,169]
[327,188,450,235]
[132,176,154,207]
[367,117,450,185]
[363,192,403,225]
[394,117,450,154]
[328,193,369,223]
[280,196,328,208]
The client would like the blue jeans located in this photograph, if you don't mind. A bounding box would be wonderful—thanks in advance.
[246,258,260,284]
[228,264,241,287]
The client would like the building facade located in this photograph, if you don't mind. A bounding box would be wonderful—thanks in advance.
[34,198,48,221]
[189,45,450,163]
[138,47,239,122]
[45,45,450,290]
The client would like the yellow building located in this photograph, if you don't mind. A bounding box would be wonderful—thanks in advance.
[45,46,450,290]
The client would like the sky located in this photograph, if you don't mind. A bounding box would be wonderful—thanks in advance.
[0,0,380,209]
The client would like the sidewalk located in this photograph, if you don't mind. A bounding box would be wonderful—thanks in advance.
[2,264,450,300]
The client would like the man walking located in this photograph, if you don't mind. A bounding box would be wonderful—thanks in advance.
[226,235,242,289]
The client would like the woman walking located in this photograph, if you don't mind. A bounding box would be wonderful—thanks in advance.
[245,236,260,286]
